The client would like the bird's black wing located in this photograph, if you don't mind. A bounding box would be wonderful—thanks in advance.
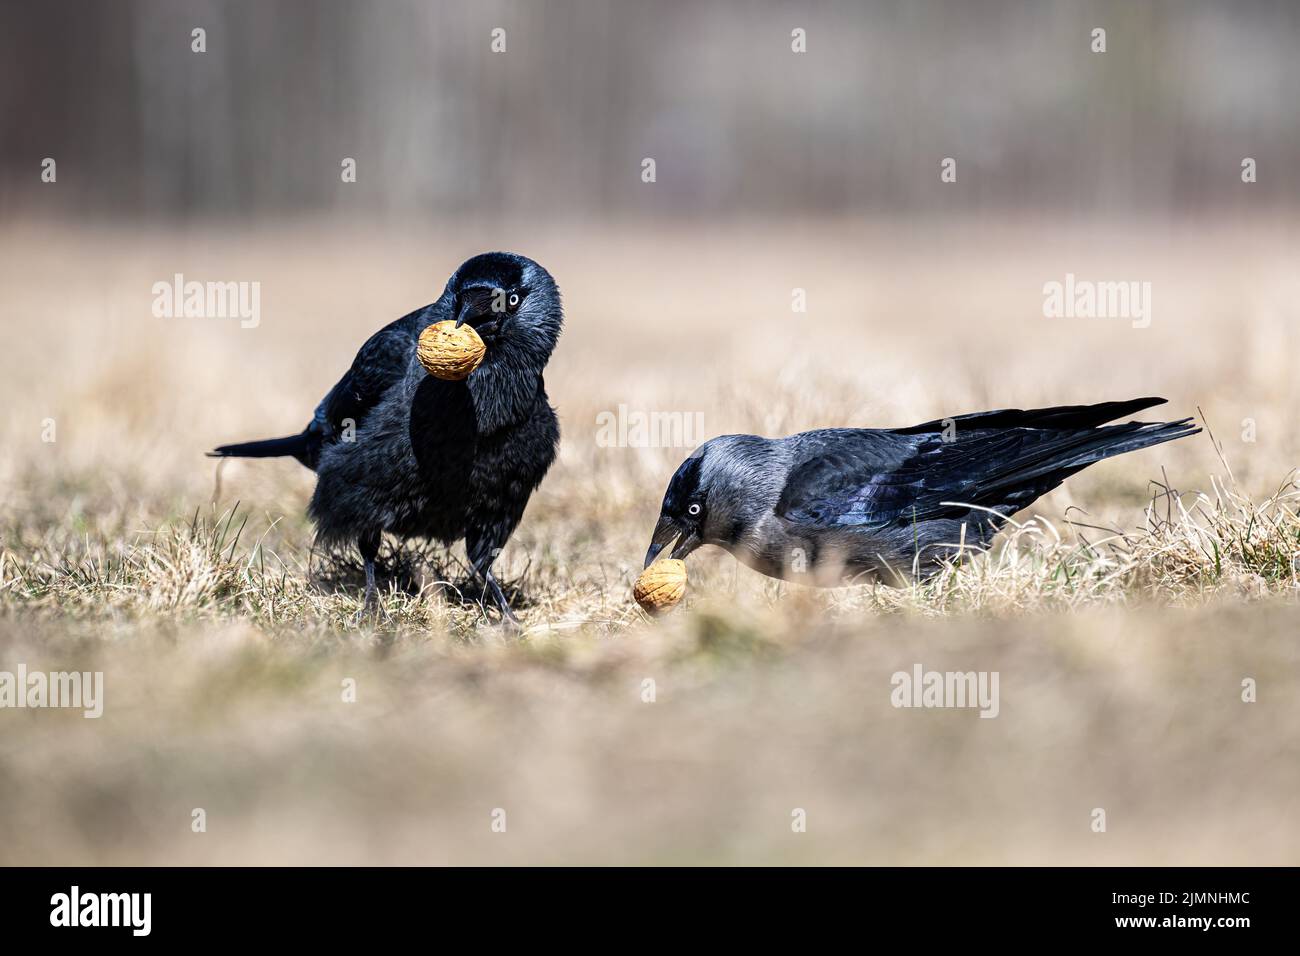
[210,305,436,470]
[310,306,431,441]
[891,396,1167,435]
[776,408,1197,530]
[775,430,1023,528]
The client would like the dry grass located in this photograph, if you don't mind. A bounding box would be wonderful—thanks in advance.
[4,467,1299,630]
[1,218,1297,864]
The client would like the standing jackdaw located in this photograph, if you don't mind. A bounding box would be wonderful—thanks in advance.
[211,252,563,624]
[644,398,1197,584]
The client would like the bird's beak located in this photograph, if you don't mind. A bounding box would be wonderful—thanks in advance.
[670,530,702,561]
[454,290,509,340]
[453,296,476,329]
[643,516,702,568]
[643,516,679,568]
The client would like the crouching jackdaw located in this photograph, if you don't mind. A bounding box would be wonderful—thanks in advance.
[644,398,1197,584]
[210,252,563,624]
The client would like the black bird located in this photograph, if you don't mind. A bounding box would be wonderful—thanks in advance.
[210,252,563,623]
[644,398,1197,584]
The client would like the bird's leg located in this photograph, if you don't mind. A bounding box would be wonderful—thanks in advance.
[466,534,521,629]
[482,566,520,628]
[355,530,381,622]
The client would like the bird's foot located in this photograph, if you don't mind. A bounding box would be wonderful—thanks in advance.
[483,575,523,633]
[496,602,522,633]
[468,561,524,634]
[351,589,381,628]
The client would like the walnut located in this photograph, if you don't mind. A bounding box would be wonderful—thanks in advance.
[417,321,486,381]
[633,559,687,614]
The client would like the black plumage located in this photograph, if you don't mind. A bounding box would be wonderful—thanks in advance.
[211,252,563,623]
[644,398,1198,583]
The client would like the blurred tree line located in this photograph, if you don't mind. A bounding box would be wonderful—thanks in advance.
[2,0,1297,221]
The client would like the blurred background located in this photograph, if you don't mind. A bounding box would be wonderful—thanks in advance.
[2,0,1297,513]
[4,0,1300,222]
[1,1,1298,866]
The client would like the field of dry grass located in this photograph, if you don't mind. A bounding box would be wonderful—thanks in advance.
[1,216,1298,864]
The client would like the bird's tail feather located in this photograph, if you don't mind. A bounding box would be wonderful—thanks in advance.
[208,431,317,469]
[898,396,1169,434]
[981,418,1199,494]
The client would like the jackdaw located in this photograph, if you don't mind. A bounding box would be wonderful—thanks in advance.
[210,252,563,624]
[644,398,1197,584]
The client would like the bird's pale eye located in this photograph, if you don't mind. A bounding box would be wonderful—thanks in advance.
[508,292,520,309]
[687,503,702,517]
